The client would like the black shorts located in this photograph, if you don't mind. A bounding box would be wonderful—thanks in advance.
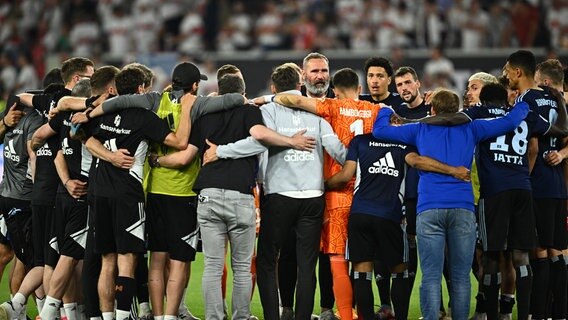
[53,193,88,260]
[404,199,417,236]
[0,197,33,267]
[146,193,197,262]
[92,196,146,255]
[478,190,537,252]
[31,204,55,267]
[347,213,406,269]
[533,198,567,250]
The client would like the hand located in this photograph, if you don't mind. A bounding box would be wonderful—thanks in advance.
[180,92,196,109]
[92,93,109,108]
[250,96,268,106]
[203,139,219,165]
[71,112,89,124]
[424,90,434,105]
[545,150,564,166]
[110,149,134,169]
[48,107,59,120]
[290,129,316,151]
[65,179,88,199]
[451,166,471,182]
[3,103,24,127]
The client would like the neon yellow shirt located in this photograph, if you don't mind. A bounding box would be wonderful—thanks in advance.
[144,92,199,196]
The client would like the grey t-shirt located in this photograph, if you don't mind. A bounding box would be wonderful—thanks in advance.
[100,90,245,123]
[0,108,43,200]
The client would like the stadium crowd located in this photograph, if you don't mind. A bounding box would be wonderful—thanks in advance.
[0,0,568,97]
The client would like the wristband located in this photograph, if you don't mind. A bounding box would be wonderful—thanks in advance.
[64,179,70,188]
[85,108,93,120]
[2,117,11,128]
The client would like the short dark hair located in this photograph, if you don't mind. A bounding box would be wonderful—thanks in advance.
[61,57,94,83]
[91,66,119,95]
[42,68,64,89]
[217,64,241,80]
[115,68,145,95]
[271,65,300,93]
[506,50,536,78]
[364,57,394,77]
[123,62,154,87]
[479,83,508,107]
[536,59,564,87]
[71,79,92,98]
[332,68,359,90]
[431,89,460,114]
[218,74,245,95]
[394,66,419,81]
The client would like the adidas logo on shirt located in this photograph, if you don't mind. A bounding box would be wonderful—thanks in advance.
[368,152,399,176]
[283,149,315,162]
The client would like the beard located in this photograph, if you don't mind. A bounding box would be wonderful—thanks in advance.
[402,91,418,104]
[304,80,330,96]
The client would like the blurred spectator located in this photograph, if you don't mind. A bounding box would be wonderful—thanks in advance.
[0,54,17,94]
[255,2,284,50]
[291,13,317,50]
[69,13,100,56]
[39,0,64,52]
[15,53,39,92]
[446,0,466,47]
[423,45,455,90]
[159,0,186,50]
[217,1,253,51]
[335,0,364,48]
[350,22,373,50]
[510,0,539,47]
[104,4,134,58]
[486,2,512,48]
[416,0,445,48]
[178,2,205,54]
[460,0,489,50]
[133,0,161,54]
[369,0,397,50]
[546,0,568,49]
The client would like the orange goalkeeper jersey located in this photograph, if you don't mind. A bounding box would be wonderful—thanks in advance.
[315,98,380,209]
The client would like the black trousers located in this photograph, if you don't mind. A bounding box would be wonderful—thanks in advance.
[256,194,324,320]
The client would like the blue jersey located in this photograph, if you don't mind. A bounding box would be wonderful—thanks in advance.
[394,101,431,200]
[463,105,550,198]
[519,88,567,199]
[373,103,529,213]
[347,134,413,222]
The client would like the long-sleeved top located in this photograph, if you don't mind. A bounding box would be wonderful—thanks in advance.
[101,90,244,123]
[217,90,346,197]
[372,102,529,213]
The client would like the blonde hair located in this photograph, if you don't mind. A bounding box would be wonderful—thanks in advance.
[468,72,498,84]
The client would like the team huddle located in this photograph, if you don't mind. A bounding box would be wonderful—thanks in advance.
[0,49,566,320]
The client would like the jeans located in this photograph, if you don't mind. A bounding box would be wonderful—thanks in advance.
[197,188,256,320]
[416,208,476,320]
[256,194,324,320]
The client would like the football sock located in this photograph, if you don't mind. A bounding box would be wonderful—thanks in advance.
[353,271,374,320]
[481,272,501,319]
[330,258,353,320]
[517,263,534,320]
[391,271,411,320]
[551,255,567,319]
